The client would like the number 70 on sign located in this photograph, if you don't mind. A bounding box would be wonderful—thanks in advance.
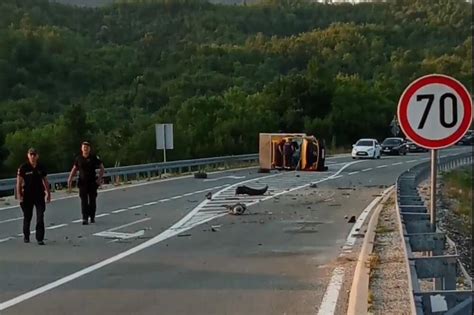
[397,74,473,149]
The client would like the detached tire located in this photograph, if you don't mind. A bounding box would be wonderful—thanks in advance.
[194,172,208,179]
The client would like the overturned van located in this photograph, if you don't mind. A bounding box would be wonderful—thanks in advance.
[259,133,327,172]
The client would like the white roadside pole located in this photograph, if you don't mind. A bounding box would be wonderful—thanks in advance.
[397,74,472,290]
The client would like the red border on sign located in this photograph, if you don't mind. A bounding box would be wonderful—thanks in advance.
[397,74,473,149]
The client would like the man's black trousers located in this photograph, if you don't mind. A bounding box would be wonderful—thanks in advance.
[21,198,46,241]
[79,184,98,221]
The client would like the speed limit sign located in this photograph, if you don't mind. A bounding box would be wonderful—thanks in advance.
[397,74,473,149]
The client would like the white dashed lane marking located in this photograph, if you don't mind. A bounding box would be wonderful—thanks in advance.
[0,217,23,225]
[46,224,68,230]
[111,209,127,214]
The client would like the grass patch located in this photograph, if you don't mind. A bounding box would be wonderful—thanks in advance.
[442,168,472,217]
[366,253,381,274]
[375,225,395,234]
[368,290,375,310]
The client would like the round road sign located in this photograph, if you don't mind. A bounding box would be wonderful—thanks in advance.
[397,74,473,149]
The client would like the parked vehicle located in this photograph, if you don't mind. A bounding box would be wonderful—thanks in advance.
[351,138,381,159]
[406,141,429,153]
[381,137,407,155]
[456,134,474,145]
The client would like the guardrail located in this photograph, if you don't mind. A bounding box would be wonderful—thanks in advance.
[396,152,473,315]
[0,154,259,194]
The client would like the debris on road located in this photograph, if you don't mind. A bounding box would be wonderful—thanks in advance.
[211,225,221,232]
[235,185,268,196]
[309,183,318,188]
[206,192,212,200]
[226,203,247,215]
[177,233,192,237]
[194,172,207,179]
[348,216,356,223]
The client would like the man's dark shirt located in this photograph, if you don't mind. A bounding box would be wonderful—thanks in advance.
[74,154,102,186]
[17,162,47,199]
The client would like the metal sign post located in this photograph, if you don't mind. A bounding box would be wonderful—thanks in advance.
[430,149,443,290]
[430,149,437,227]
[163,126,167,164]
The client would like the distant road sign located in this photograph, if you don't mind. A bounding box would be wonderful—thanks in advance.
[397,74,473,149]
[390,116,400,136]
[155,123,174,150]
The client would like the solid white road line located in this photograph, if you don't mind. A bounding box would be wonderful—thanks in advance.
[319,186,394,315]
[317,267,345,315]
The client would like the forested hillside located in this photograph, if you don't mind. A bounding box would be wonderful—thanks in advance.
[0,0,471,176]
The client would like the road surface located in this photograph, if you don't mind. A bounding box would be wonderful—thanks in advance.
[0,147,469,314]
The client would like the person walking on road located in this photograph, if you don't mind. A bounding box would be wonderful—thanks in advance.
[16,148,51,245]
[67,141,104,225]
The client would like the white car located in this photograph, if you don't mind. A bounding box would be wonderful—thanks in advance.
[351,138,381,159]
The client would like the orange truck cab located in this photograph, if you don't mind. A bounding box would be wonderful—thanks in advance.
[259,133,327,171]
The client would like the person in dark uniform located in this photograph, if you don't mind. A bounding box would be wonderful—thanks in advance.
[16,148,51,245]
[67,141,104,225]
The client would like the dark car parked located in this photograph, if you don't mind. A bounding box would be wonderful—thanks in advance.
[456,134,474,146]
[406,141,429,153]
[381,137,407,155]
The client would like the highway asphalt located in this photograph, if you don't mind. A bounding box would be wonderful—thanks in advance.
[0,147,470,314]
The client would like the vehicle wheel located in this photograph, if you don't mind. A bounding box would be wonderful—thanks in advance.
[352,157,356,160]
[403,151,407,155]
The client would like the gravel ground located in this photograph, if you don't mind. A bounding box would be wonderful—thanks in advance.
[369,196,411,315]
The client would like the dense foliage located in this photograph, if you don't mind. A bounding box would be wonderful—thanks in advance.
[0,0,471,176]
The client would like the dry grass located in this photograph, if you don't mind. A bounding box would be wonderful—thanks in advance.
[366,253,381,277]
[368,290,375,311]
[375,225,395,234]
